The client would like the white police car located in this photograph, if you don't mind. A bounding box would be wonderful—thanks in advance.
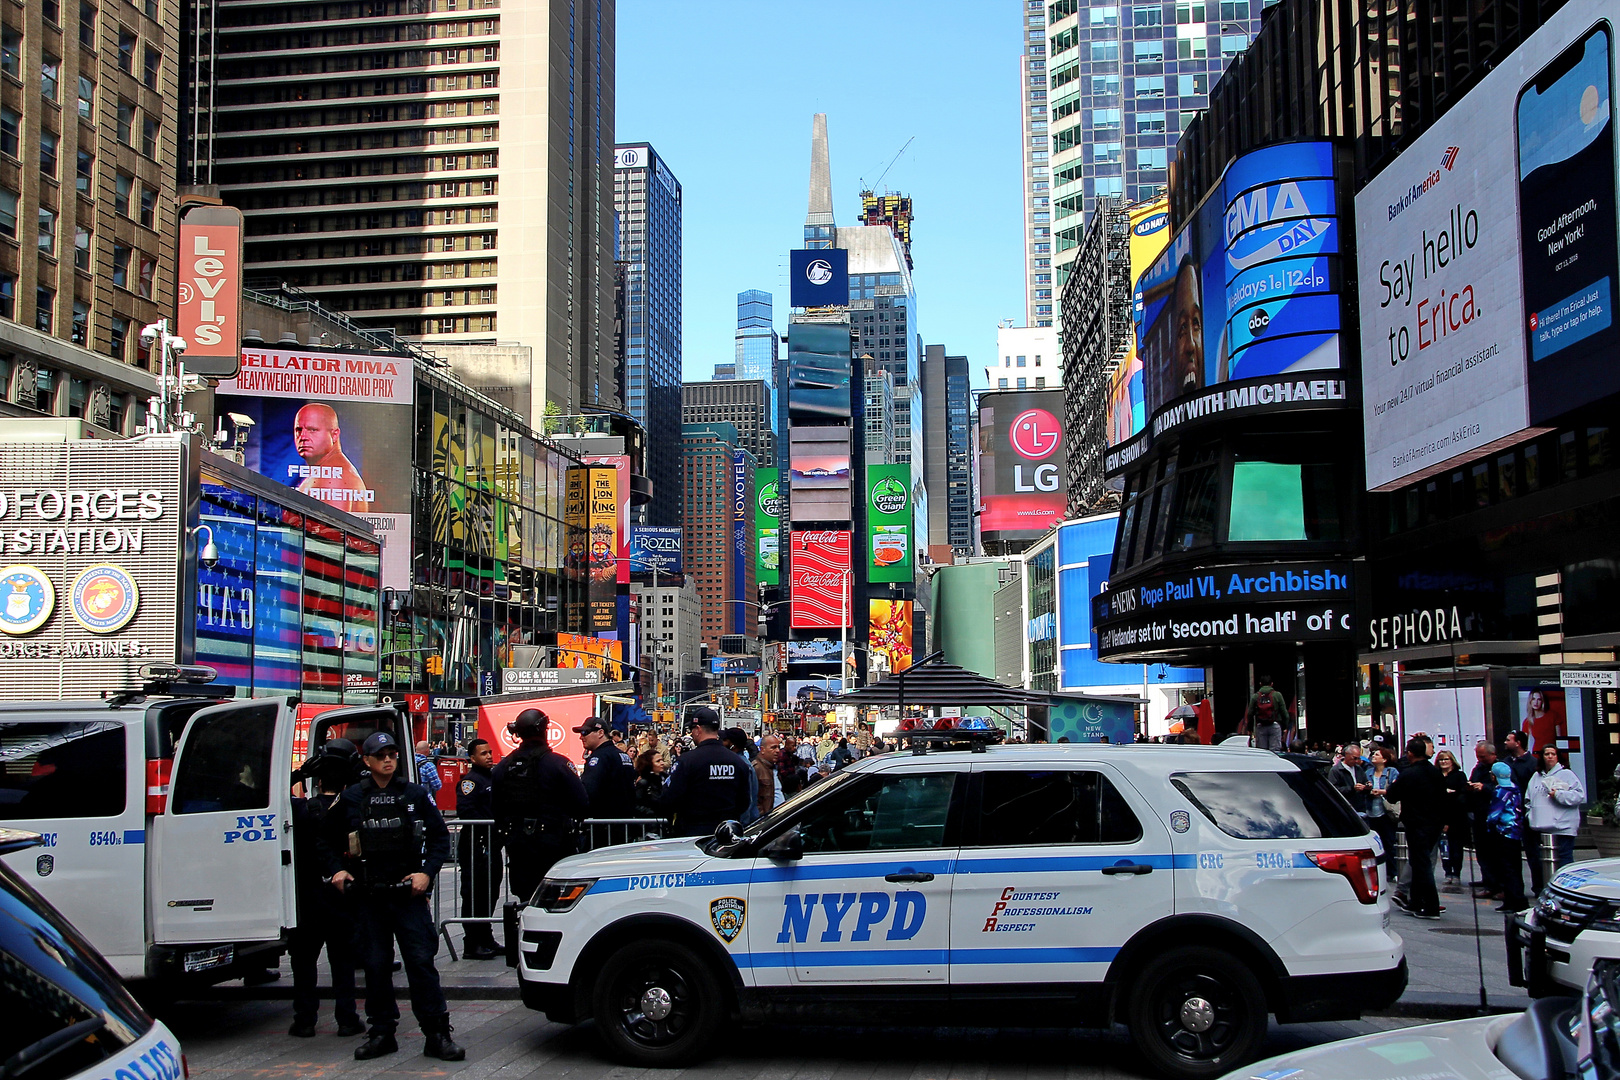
[1510,857,1620,997]
[0,829,186,1080]
[514,737,1406,1079]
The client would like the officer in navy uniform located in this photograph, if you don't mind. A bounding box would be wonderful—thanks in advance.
[288,738,363,1038]
[492,708,589,903]
[455,738,501,960]
[576,717,635,820]
[320,731,465,1062]
[660,707,751,837]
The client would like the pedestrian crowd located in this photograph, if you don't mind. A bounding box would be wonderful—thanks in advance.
[1326,727,1586,920]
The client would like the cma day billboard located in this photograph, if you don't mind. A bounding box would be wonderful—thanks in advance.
[1359,1,1620,490]
[216,348,414,589]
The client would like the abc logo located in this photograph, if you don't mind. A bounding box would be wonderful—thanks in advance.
[1248,309,1270,335]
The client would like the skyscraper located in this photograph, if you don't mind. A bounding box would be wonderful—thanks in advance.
[682,379,775,468]
[613,143,682,527]
[734,289,778,433]
[922,345,973,559]
[188,0,619,414]
[682,422,756,650]
[1019,0,1055,327]
[1040,0,1267,292]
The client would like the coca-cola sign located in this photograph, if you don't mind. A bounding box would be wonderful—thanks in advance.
[790,529,850,629]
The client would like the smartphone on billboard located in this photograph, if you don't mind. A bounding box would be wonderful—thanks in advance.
[1517,22,1620,423]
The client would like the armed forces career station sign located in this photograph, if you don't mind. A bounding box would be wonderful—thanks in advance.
[1094,561,1354,662]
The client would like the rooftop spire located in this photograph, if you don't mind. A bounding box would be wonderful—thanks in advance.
[806,113,834,228]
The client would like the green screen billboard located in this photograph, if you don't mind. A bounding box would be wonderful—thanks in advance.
[756,478,781,586]
[866,464,912,583]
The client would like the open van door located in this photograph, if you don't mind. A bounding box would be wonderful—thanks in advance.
[150,698,295,949]
[307,703,417,784]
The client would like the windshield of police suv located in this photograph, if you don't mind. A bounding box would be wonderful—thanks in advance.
[1171,767,1366,839]
[0,862,151,1079]
[0,721,126,820]
[739,769,859,841]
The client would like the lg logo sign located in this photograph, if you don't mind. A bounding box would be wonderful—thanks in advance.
[1009,408,1061,493]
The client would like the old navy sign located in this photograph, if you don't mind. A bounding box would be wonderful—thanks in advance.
[1105,375,1349,475]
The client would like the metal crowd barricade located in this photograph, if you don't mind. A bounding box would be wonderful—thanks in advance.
[434,816,670,960]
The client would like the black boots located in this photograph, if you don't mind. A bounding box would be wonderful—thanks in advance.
[422,1022,466,1061]
[353,1032,398,1060]
[462,930,501,961]
[287,1020,316,1038]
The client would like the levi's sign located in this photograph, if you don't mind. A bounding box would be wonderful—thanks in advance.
[177,205,244,377]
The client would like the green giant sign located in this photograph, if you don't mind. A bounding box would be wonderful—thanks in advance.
[756,478,780,586]
[866,464,912,583]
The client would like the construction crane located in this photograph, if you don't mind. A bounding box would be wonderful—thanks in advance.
[859,136,915,194]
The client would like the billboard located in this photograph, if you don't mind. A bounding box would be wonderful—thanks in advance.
[555,631,623,681]
[787,638,843,662]
[1106,198,1172,446]
[477,691,597,767]
[1106,142,1347,473]
[1358,0,1620,490]
[789,248,850,308]
[977,389,1068,539]
[787,320,853,420]
[789,427,851,522]
[756,478,781,586]
[177,204,243,377]
[789,529,850,628]
[868,599,913,675]
[628,526,682,575]
[786,678,841,703]
[216,347,414,590]
[866,464,912,582]
[732,451,749,634]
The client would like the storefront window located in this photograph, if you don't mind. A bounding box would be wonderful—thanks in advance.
[1168,447,1220,552]
[1228,460,1342,542]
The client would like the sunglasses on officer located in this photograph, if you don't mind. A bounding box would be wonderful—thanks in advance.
[366,748,400,760]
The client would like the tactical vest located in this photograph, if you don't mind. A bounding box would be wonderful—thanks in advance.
[355,781,424,884]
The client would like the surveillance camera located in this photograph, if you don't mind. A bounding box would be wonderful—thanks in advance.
[140,323,162,347]
[170,337,187,354]
[199,539,220,570]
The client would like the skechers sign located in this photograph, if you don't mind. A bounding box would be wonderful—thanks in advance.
[1112,141,1347,474]
[1094,561,1354,661]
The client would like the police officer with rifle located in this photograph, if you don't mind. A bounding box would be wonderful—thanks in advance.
[493,708,589,903]
[319,731,465,1062]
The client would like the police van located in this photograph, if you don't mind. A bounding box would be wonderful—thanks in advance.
[514,736,1406,1079]
[0,666,410,992]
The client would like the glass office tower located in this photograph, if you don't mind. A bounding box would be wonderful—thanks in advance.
[735,290,779,435]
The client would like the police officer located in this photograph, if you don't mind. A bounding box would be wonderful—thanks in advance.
[577,717,635,819]
[492,708,589,903]
[455,738,501,960]
[288,738,362,1039]
[660,707,751,837]
[319,732,465,1062]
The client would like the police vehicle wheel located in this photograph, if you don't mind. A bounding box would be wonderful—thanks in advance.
[592,939,724,1066]
[1125,945,1267,1079]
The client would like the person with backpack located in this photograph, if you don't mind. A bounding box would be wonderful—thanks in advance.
[1245,676,1290,751]
[493,709,589,903]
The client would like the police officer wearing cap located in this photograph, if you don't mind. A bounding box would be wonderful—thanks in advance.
[318,731,464,1062]
[660,707,751,837]
[455,738,501,960]
[288,738,362,1039]
[577,717,635,820]
[492,708,588,903]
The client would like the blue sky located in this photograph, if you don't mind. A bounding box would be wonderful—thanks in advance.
[616,0,1026,388]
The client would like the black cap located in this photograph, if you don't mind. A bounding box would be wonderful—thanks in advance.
[573,717,609,735]
[361,731,398,756]
[687,706,721,731]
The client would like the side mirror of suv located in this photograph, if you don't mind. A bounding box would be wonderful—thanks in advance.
[715,820,743,846]
[762,828,804,862]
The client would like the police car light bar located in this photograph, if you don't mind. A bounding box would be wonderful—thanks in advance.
[901,729,1004,755]
[138,664,219,684]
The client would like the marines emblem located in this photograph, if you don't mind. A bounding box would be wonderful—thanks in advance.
[709,897,746,943]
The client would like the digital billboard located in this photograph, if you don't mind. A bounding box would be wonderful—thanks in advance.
[977,389,1067,540]
[787,320,853,420]
[787,638,843,662]
[1106,142,1347,473]
[868,599,913,675]
[789,529,850,628]
[628,526,682,575]
[756,478,781,586]
[789,248,850,308]
[216,348,414,589]
[789,427,851,522]
[786,677,841,703]
[1358,0,1620,490]
[866,464,912,583]
[555,631,623,680]
[1106,198,1172,446]
[732,451,749,634]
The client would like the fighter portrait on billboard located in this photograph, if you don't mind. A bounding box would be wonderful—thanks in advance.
[291,403,374,513]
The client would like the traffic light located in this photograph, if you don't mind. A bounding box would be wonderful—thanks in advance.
[425,653,444,676]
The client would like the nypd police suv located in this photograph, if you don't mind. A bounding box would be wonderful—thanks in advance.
[514,737,1406,1079]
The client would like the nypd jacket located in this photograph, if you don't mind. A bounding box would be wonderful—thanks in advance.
[581,743,635,819]
[660,739,751,835]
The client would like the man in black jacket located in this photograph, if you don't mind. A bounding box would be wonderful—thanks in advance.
[1328,742,1370,814]
[1467,741,1500,895]
[661,707,751,836]
[1385,736,1447,919]
[493,709,589,903]
[577,717,635,819]
[455,738,501,959]
[288,739,362,1038]
[319,732,463,1062]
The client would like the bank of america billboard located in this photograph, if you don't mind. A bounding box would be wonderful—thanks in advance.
[978,390,1067,541]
